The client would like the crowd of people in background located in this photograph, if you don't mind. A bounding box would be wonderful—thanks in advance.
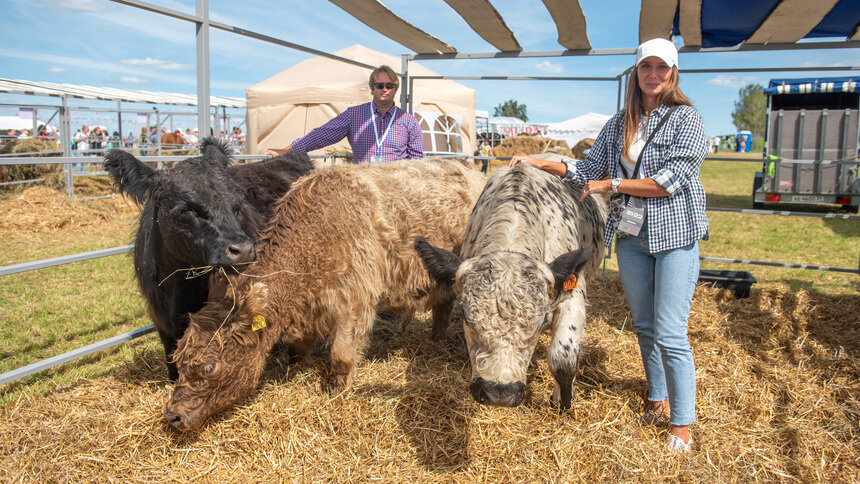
[2,123,247,157]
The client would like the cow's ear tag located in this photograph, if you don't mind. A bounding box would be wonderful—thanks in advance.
[562,274,578,292]
[251,314,267,331]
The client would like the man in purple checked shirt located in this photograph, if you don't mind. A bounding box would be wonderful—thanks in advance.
[265,65,423,163]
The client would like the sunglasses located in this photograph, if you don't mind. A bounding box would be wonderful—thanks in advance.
[373,82,397,90]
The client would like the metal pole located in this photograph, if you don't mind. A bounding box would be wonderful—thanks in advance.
[61,95,74,199]
[0,325,155,385]
[155,109,161,155]
[195,0,211,139]
[117,100,123,142]
[400,55,409,111]
[408,76,414,114]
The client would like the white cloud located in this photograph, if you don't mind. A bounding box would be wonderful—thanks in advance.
[0,48,196,87]
[534,61,563,74]
[121,57,193,71]
[707,75,757,88]
[117,76,149,85]
[48,66,66,73]
[36,0,101,12]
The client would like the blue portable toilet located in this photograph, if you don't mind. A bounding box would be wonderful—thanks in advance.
[736,130,752,152]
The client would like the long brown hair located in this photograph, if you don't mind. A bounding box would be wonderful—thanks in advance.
[621,66,691,160]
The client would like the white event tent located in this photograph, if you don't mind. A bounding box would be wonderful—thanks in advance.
[545,112,612,148]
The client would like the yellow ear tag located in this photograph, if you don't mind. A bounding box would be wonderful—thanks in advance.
[562,274,578,292]
[251,314,267,331]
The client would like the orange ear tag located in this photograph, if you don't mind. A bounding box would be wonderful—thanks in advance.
[251,314,267,331]
[562,274,578,292]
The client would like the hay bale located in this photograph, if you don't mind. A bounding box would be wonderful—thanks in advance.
[0,139,64,189]
[571,138,594,160]
[489,135,573,159]
[487,135,574,170]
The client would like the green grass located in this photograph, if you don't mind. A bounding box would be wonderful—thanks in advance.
[698,153,859,295]
[0,158,857,405]
[0,219,158,406]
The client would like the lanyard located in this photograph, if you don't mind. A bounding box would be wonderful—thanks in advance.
[371,104,397,155]
[619,105,678,180]
[618,105,678,203]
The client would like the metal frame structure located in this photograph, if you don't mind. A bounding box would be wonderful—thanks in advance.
[2,0,859,385]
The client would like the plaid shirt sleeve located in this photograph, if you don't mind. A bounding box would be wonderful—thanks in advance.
[290,108,351,153]
[650,106,710,196]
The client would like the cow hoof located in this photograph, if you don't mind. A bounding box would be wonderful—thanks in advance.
[550,384,572,411]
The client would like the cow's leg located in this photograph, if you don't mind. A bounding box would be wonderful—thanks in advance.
[329,302,376,396]
[286,335,315,364]
[547,291,587,410]
[156,330,179,381]
[430,297,453,340]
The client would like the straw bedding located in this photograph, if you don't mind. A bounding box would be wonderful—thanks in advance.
[1,273,857,482]
[0,183,136,237]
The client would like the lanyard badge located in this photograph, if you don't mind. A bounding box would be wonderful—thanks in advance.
[371,104,396,163]
[617,197,646,236]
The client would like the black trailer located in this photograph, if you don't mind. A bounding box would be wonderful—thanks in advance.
[753,77,860,211]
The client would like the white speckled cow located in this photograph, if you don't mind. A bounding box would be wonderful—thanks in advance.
[416,161,606,409]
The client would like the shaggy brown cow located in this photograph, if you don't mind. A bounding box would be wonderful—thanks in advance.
[164,158,486,431]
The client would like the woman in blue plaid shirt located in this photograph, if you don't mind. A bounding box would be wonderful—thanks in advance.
[510,38,709,454]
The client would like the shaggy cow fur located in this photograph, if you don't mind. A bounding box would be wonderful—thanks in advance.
[104,137,313,381]
[163,158,486,432]
[416,162,607,410]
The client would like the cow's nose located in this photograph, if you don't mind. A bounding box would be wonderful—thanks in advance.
[471,378,525,407]
[164,406,188,431]
[226,240,255,263]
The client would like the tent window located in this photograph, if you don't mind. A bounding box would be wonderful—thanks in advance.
[414,111,462,154]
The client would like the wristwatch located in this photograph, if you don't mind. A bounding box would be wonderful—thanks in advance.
[611,178,621,193]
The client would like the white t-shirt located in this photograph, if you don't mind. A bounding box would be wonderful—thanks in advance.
[620,115,649,178]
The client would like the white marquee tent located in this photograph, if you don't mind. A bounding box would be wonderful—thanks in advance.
[245,44,476,156]
[545,112,612,148]
[0,115,57,133]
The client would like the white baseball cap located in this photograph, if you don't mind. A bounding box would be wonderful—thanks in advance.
[635,38,678,69]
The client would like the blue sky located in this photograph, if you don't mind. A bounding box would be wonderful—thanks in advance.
[2,0,858,137]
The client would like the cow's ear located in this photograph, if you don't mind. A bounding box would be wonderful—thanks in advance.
[547,247,592,297]
[104,149,157,205]
[199,136,232,167]
[233,282,269,342]
[414,236,462,288]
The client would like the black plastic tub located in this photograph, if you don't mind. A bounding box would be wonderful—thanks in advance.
[698,270,757,298]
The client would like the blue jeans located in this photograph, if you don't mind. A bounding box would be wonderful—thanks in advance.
[616,229,698,426]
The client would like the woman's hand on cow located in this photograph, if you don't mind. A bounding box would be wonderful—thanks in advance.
[264,146,293,157]
[509,156,569,178]
[580,179,611,201]
[508,155,542,168]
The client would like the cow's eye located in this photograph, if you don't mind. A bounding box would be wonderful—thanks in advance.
[182,205,208,220]
[201,361,218,376]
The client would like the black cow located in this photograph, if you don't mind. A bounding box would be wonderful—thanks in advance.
[104,137,313,380]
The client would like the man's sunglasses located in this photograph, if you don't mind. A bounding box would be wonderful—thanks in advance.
[373,82,397,90]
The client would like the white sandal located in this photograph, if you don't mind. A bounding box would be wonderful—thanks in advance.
[667,434,692,453]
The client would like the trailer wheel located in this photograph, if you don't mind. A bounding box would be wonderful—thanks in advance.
[752,172,764,209]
